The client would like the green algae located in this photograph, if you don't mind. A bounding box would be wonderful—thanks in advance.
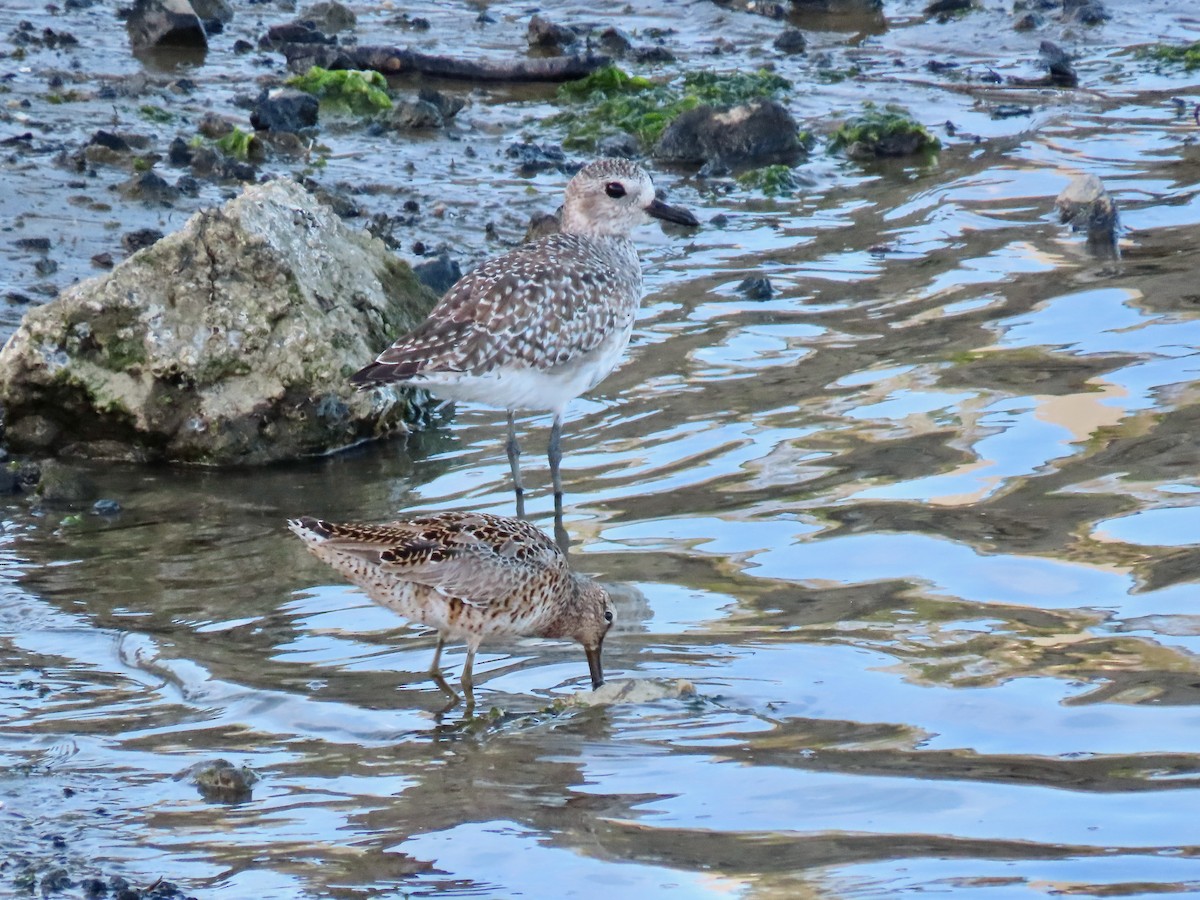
[1135,41,1200,71]
[547,64,792,151]
[828,102,939,159]
[286,66,392,116]
[215,127,263,161]
[736,164,798,197]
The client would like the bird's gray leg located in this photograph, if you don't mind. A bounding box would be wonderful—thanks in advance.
[429,634,446,675]
[461,641,478,715]
[548,413,569,554]
[428,635,464,712]
[506,411,526,519]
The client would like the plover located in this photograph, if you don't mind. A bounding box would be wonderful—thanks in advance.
[351,158,698,516]
[289,512,615,708]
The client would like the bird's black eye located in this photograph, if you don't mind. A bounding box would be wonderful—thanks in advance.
[604,182,626,199]
[604,610,614,622]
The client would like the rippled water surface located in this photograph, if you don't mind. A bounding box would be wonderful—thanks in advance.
[4,0,1200,897]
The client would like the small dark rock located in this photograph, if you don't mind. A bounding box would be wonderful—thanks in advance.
[774,29,807,53]
[191,0,232,22]
[117,170,179,204]
[13,236,52,252]
[38,460,98,506]
[167,136,194,165]
[413,253,462,296]
[91,251,115,268]
[178,758,259,804]
[81,877,107,898]
[1056,173,1118,253]
[655,99,803,169]
[198,112,236,140]
[527,14,578,51]
[40,868,73,894]
[1040,40,1078,86]
[597,26,632,57]
[250,86,319,133]
[738,276,774,300]
[926,59,958,73]
[418,88,464,122]
[596,131,640,159]
[506,141,568,176]
[298,0,356,33]
[1013,11,1042,29]
[0,467,19,494]
[122,227,165,252]
[125,0,207,52]
[6,291,33,305]
[34,258,58,276]
[93,498,122,515]
[633,45,677,64]
[991,103,1033,118]
[89,130,132,152]
[188,146,220,175]
[263,20,333,46]
[233,37,253,53]
[175,174,201,196]
[1063,0,1109,23]
[388,99,443,130]
[926,0,973,14]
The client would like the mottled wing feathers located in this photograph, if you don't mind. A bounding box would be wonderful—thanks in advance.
[291,513,565,605]
[351,233,638,387]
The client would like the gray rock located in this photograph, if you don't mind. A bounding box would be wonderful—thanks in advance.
[251,87,319,133]
[654,99,803,169]
[125,0,207,52]
[37,460,98,506]
[1063,0,1109,24]
[298,0,356,33]
[190,0,232,23]
[596,131,640,159]
[418,88,464,123]
[738,276,774,300]
[413,253,462,297]
[0,180,437,465]
[117,170,179,204]
[388,98,444,130]
[774,29,807,53]
[1055,173,1119,254]
[527,15,577,51]
[597,26,632,57]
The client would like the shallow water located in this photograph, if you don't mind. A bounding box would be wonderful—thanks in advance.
[4,0,1200,897]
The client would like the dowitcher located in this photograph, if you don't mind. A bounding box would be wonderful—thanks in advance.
[288,511,615,706]
[351,158,698,516]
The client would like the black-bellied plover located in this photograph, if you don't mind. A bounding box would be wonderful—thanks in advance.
[288,512,615,708]
[351,158,698,517]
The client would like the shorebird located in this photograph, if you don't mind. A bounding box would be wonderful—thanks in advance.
[288,511,615,708]
[351,158,698,517]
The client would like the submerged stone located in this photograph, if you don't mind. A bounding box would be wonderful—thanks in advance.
[654,99,803,169]
[0,179,437,465]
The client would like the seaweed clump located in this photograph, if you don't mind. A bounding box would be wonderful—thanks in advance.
[547,64,791,151]
[1135,41,1200,71]
[828,103,939,160]
[286,66,392,116]
[736,164,799,197]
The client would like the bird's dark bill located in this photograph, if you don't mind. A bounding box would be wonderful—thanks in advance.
[645,198,700,227]
[586,644,605,689]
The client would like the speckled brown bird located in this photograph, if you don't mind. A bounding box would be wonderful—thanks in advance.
[288,511,615,704]
[351,158,698,515]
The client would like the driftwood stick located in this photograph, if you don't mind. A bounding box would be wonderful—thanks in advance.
[281,43,610,82]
